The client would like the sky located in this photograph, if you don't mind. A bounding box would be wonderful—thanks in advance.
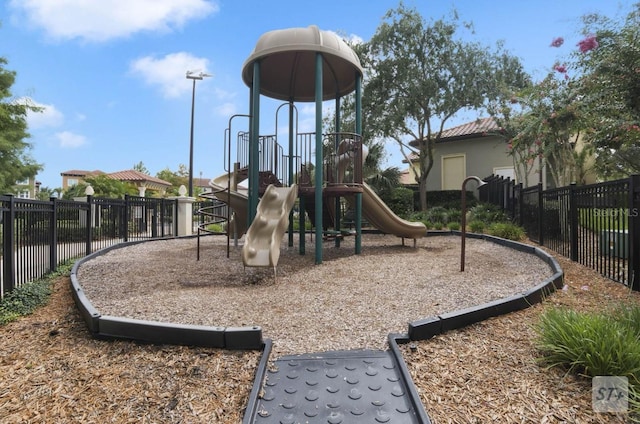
[2,0,635,190]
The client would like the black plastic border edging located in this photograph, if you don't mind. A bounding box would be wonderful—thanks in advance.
[388,333,433,424]
[70,236,264,350]
[242,338,273,424]
[409,232,564,340]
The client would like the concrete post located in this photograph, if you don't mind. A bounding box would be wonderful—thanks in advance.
[171,185,196,236]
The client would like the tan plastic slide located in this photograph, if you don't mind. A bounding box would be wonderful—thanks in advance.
[209,173,249,237]
[335,139,425,239]
[242,184,298,268]
[360,183,426,239]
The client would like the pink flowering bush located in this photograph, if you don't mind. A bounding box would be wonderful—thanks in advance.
[577,35,599,52]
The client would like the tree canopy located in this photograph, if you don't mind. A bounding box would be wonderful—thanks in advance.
[363,4,530,209]
[0,56,42,194]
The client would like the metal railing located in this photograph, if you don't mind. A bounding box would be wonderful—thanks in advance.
[479,175,640,289]
[1,194,178,298]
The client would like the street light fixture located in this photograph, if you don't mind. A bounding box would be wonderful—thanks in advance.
[186,70,212,197]
[460,176,488,272]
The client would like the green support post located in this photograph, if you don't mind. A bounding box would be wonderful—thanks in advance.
[314,52,323,264]
[355,192,362,254]
[299,195,306,255]
[248,61,261,226]
[288,101,295,248]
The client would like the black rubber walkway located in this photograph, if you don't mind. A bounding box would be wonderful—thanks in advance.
[243,342,431,423]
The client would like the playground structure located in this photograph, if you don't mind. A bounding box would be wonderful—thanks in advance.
[198,25,426,267]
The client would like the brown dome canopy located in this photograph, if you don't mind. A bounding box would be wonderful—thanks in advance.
[242,25,363,102]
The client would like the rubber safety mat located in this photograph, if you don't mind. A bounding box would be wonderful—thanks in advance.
[245,349,430,423]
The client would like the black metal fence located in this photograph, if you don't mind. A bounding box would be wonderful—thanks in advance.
[1,194,178,298]
[479,175,640,290]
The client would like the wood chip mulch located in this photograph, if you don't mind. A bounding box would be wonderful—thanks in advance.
[0,279,260,423]
[401,250,640,423]
[1,243,639,423]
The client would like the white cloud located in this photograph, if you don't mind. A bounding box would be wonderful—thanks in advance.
[56,131,87,148]
[130,52,211,98]
[9,0,219,42]
[215,102,236,117]
[23,99,64,129]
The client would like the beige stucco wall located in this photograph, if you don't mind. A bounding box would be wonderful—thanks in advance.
[404,135,515,191]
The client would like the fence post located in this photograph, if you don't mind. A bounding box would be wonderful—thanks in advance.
[2,195,16,294]
[124,194,129,243]
[569,182,578,262]
[49,197,58,272]
[517,182,523,227]
[537,182,544,246]
[85,195,93,255]
[629,174,640,291]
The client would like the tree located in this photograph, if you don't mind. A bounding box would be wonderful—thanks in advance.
[364,4,530,210]
[574,5,640,177]
[133,161,150,175]
[63,175,135,199]
[156,165,189,197]
[490,71,592,188]
[0,56,42,193]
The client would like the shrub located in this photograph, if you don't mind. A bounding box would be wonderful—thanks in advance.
[0,261,73,326]
[383,187,414,217]
[467,203,507,224]
[487,222,525,240]
[536,306,640,383]
[468,220,485,233]
[447,222,460,231]
[432,222,444,230]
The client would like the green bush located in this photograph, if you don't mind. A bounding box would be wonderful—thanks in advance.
[467,203,507,224]
[468,220,485,233]
[432,222,444,230]
[536,305,640,383]
[383,187,415,217]
[487,222,525,241]
[447,222,461,231]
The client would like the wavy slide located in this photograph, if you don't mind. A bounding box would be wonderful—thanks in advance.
[242,184,298,268]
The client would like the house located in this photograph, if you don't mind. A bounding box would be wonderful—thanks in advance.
[61,170,104,190]
[401,117,541,191]
[60,169,172,196]
[14,176,41,199]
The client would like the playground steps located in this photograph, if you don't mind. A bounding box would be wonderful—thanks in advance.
[244,347,430,423]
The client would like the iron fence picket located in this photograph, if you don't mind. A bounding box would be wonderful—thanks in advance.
[1,194,178,299]
[482,174,637,288]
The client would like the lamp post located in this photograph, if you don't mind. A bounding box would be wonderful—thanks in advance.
[186,70,212,197]
[460,176,487,272]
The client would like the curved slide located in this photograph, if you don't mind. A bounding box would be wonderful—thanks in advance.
[360,183,426,239]
[335,139,425,239]
[209,173,249,237]
[242,184,298,268]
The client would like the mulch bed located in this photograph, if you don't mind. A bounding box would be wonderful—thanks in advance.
[401,251,640,423]
[0,279,260,423]
[1,244,639,423]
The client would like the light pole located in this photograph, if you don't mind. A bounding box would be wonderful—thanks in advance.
[460,176,487,272]
[186,70,212,197]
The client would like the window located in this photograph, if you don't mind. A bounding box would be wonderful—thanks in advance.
[17,190,30,199]
[67,178,79,186]
[16,178,29,185]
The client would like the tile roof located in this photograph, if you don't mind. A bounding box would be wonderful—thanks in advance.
[408,117,499,148]
[60,169,105,177]
[107,170,172,187]
[438,117,498,140]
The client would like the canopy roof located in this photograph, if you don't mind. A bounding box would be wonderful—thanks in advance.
[242,25,363,102]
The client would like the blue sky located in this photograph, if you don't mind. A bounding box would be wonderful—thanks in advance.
[3,0,634,190]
